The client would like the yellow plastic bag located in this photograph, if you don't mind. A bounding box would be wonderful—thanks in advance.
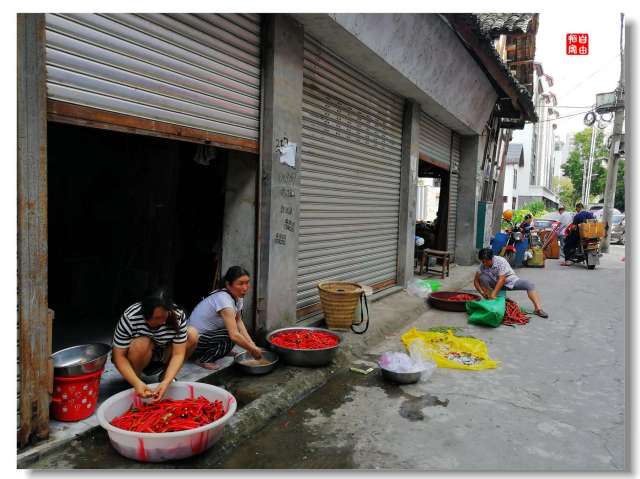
[401,328,500,370]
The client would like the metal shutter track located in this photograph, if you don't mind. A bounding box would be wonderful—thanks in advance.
[447,133,461,259]
[297,36,403,311]
[419,113,452,167]
[45,13,261,141]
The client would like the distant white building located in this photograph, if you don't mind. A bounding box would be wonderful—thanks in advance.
[553,135,563,178]
[560,132,575,169]
[416,177,440,222]
[508,63,560,210]
[503,143,525,211]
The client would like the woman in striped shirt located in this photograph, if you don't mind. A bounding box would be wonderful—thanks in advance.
[112,289,198,400]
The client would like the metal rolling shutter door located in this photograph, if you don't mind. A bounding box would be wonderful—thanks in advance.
[447,133,461,260]
[297,36,404,313]
[44,13,261,142]
[419,113,452,168]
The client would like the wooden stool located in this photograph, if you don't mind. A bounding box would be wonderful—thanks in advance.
[421,248,450,279]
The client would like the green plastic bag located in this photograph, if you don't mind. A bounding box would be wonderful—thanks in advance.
[466,297,505,328]
[418,279,441,292]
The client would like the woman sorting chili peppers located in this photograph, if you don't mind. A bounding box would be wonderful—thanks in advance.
[187,266,262,369]
[111,289,199,401]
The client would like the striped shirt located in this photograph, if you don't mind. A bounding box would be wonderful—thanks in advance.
[112,302,188,349]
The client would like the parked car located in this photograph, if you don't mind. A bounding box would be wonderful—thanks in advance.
[589,204,622,218]
[542,211,575,222]
[609,214,625,244]
[533,219,557,231]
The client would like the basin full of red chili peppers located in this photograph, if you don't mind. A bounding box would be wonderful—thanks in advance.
[266,327,342,367]
[97,382,237,462]
[110,396,226,433]
[428,291,482,312]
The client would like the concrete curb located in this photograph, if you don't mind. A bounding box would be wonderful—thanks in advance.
[18,268,476,468]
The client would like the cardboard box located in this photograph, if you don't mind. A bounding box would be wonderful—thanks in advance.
[579,222,605,239]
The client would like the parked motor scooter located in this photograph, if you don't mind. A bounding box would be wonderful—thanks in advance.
[499,220,524,266]
[563,224,601,270]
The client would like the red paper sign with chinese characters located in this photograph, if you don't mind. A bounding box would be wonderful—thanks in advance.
[566,33,589,55]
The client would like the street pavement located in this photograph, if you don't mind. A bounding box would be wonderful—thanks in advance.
[215,245,626,470]
[30,246,626,470]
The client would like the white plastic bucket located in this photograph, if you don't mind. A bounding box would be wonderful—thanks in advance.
[97,381,237,462]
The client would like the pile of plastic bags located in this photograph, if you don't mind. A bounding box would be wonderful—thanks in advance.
[401,329,500,371]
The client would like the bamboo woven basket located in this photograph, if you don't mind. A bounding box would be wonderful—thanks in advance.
[317,282,363,330]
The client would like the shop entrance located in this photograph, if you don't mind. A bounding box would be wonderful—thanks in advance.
[415,160,450,252]
[48,123,253,350]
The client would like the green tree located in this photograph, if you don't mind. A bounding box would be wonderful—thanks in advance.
[520,200,546,216]
[553,176,577,207]
[561,128,609,201]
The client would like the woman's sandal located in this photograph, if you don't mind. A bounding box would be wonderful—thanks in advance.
[534,309,549,318]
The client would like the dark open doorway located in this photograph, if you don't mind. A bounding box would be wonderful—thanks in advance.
[47,123,230,351]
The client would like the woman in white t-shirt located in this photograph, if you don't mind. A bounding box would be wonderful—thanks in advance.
[187,266,262,369]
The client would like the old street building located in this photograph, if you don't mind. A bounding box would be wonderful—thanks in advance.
[17,13,536,445]
[508,63,561,210]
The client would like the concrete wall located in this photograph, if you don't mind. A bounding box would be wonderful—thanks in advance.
[397,101,420,287]
[222,151,258,331]
[256,15,304,339]
[254,14,506,328]
[455,135,484,265]
[289,13,498,135]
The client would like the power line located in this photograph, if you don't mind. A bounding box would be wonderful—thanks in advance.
[554,105,595,109]
[555,54,620,96]
[537,109,594,123]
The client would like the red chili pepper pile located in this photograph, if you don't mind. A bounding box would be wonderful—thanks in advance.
[503,299,529,326]
[271,330,338,349]
[111,396,225,433]
[448,293,478,302]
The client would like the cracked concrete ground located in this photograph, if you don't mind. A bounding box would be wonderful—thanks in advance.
[215,246,626,470]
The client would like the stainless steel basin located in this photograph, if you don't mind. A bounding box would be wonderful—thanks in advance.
[265,327,341,367]
[380,367,422,384]
[52,343,111,377]
[234,349,279,375]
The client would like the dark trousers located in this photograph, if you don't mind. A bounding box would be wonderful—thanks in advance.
[563,230,580,259]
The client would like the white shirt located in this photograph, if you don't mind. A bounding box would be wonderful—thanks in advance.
[188,290,244,333]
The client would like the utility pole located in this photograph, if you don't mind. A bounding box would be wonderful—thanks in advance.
[579,142,587,203]
[584,126,597,203]
[601,13,625,253]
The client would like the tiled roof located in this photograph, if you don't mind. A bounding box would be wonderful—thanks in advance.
[452,14,538,123]
[476,14,536,39]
